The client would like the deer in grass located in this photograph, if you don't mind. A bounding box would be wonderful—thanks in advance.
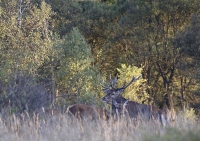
[66,104,110,121]
[102,75,175,127]
[159,93,177,124]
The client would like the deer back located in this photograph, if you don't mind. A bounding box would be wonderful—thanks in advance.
[66,104,109,121]
[113,100,160,120]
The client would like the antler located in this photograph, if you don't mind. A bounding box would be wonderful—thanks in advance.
[120,75,142,90]
[110,74,118,88]
[102,74,118,89]
[102,74,142,90]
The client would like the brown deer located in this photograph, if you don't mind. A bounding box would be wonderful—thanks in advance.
[102,75,174,126]
[66,104,110,121]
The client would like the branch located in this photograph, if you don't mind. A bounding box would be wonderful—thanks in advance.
[17,0,29,28]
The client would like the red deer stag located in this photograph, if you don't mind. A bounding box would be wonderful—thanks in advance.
[102,75,171,126]
[66,104,109,121]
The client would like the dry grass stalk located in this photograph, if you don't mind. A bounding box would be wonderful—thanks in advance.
[0,111,199,141]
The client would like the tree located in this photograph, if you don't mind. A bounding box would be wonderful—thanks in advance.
[55,27,103,106]
[174,13,200,111]
[0,0,54,113]
[0,0,54,79]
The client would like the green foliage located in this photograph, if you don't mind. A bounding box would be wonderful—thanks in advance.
[173,13,200,110]
[175,13,200,60]
[116,64,149,103]
[56,27,103,105]
[0,0,55,113]
[0,0,200,113]
[0,0,54,81]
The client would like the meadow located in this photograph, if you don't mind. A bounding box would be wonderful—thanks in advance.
[0,110,199,141]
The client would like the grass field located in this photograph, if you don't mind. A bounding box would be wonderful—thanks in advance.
[0,111,199,141]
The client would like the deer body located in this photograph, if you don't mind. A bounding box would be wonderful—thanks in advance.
[108,96,160,121]
[67,104,109,121]
[102,75,175,126]
[126,101,160,120]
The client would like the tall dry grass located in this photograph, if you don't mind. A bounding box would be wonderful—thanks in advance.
[0,111,199,141]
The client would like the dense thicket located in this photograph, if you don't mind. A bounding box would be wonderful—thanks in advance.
[0,0,200,115]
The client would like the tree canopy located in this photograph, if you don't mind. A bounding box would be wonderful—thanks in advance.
[0,0,200,114]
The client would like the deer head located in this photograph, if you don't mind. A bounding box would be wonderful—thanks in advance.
[102,75,142,104]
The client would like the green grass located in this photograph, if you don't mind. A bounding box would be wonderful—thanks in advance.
[0,112,199,141]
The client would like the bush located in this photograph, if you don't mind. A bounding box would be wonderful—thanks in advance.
[0,73,50,114]
[180,108,197,121]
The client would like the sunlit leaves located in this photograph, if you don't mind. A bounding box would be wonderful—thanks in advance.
[0,0,54,79]
[117,64,149,103]
[56,27,102,105]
